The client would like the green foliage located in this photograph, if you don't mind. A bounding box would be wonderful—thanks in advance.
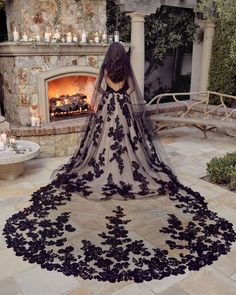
[196,0,236,21]
[206,152,236,189]
[208,21,236,101]
[106,2,195,65]
[145,7,195,72]
[196,0,236,56]
[0,0,4,10]
[197,1,236,99]
[106,0,131,43]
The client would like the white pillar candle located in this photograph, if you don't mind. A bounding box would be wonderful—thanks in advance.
[0,133,7,144]
[36,118,41,127]
[94,32,100,44]
[54,29,60,40]
[102,31,107,42]
[13,27,19,42]
[114,31,119,42]
[66,32,72,43]
[44,30,50,43]
[36,35,41,42]
[81,30,87,43]
[10,138,16,144]
[22,33,29,42]
[73,35,78,42]
[0,141,5,151]
[31,117,36,127]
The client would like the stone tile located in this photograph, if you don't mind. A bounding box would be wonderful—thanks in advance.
[23,168,51,185]
[74,280,131,295]
[213,245,236,277]
[231,272,236,282]
[14,267,80,295]
[210,205,236,226]
[158,285,189,295]
[110,283,155,295]
[0,278,22,295]
[178,267,236,295]
[144,271,190,294]
[64,287,90,295]
[0,249,36,280]
[0,126,235,294]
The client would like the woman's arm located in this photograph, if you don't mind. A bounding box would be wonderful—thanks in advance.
[127,75,135,96]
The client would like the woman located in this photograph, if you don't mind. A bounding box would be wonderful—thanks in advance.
[3,43,236,283]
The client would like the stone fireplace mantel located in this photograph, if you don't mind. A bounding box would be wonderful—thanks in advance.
[0,42,120,57]
[0,42,130,126]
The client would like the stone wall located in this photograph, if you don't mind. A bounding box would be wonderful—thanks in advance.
[5,0,106,41]
[9,118,87,158]
[0,49,104,125]
[20,132,83,158]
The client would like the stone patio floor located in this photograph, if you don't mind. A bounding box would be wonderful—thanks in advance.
[0,126,236,295]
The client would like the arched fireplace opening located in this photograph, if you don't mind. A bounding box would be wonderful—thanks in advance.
[48,75,96,122]
[38,66,99,124]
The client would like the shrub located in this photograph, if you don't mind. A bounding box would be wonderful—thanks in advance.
[206,152,236,189]
[208,21,236,105]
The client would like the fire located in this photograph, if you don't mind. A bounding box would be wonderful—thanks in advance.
[48,75,96,105]
[56,100,63,107]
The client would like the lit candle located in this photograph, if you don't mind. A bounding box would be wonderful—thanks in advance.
[102,31,107,42]
[114,31,119,42]
[44,29,50,43]
[10,138,16,144]
[13,27,19,42]
[36,118,41,127]
[72,34,78,43]
[54,29,60,40]
[31,117,36,127]
[81,30,87,43]
[0,133,7,144]
[66,32,72,43]
[22,33,29,42]
[36,35,41,42]
[94,32,100,44]
[0,140,4,151]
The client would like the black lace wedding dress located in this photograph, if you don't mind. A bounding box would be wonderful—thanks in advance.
[3,83,236,283]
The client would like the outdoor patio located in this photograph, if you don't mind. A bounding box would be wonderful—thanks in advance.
[0,126,236,295]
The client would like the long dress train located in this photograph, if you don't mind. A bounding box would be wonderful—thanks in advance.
[3,85,236,283]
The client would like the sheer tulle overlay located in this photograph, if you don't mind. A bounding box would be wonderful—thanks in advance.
[3,86,236,283]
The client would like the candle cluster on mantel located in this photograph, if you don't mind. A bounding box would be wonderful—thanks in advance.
[30,116,41,127]
[11,27,120,44]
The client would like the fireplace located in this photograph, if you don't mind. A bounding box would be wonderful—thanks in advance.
[36,65,99,124]
[48,74,96,121]
[0,0,129,158]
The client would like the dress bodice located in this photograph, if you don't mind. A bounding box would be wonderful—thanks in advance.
[106,82,128,94]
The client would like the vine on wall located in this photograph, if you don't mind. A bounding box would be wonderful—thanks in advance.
[33,0,93,27]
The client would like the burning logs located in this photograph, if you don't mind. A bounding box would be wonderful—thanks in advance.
[49,92,91,121]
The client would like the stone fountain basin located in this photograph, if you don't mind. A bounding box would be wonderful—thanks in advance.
[0,140,40,180]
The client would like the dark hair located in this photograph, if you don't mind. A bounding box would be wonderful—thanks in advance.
[103,42,132,83]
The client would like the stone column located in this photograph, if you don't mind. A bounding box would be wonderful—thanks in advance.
[200,20,216,91]
[128,12,146,102]
[190,20,204,92]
